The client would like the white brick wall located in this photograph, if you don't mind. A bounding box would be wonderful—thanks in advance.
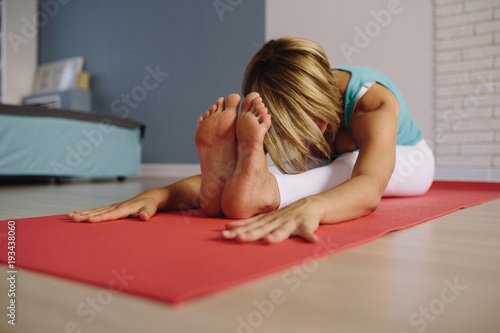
[433,0,500,175]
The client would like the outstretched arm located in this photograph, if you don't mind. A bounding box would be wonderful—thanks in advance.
[68,175,201,223]
[314,90,398,224]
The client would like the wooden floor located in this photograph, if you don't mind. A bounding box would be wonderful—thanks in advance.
[1,176,499,333]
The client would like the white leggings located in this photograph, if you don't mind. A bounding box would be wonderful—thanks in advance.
[268,140,435,209]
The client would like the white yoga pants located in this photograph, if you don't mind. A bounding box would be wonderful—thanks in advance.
[268,140,435,209]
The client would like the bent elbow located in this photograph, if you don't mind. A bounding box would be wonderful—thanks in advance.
[365,196,381,215]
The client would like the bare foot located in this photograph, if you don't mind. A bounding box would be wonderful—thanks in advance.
[195,94,240,216]
[221,93,280,219]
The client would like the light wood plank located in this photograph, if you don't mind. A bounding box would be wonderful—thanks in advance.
[0,177,499,333]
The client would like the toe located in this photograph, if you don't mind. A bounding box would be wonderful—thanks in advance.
[225,94,241,114]
[255,104,268,117]
[249,98,263,115]
[216,97,224,112]
[254,102,267,115]
[258,114,272,126]
[241,92,261,113]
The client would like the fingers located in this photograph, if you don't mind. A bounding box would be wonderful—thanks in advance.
[263,221,300,244]
[68,204,127,223]
[67,199,157,223]
[138,211,151,221]
[223,215,284,242]
[68,205,116,222]
[271,223,318,244]
[86,207,131,223]
[222,211,319,244]
[298,229,319,243]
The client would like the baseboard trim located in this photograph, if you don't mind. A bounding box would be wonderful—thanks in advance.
[141,164,500,182]
[435,167,500,182]
[140,163,201,178]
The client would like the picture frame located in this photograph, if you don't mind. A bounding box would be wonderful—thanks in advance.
[32,56,84,94]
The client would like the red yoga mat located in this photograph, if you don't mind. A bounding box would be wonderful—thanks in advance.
[1,181,500,304]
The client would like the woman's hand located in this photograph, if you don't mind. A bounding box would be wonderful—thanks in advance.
[67,176,202,223]
[222,197,324,244]
[67,192,160,223]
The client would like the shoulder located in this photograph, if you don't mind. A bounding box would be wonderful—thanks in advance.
[332,67,399,114]
[331,69,350,97]
[356,83,400,117]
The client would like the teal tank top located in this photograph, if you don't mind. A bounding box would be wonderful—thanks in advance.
[334,66,423,146]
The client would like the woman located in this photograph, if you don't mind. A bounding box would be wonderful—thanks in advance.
[68,37,434,243]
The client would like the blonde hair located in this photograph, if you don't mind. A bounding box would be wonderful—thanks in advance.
[242,37,343,174]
